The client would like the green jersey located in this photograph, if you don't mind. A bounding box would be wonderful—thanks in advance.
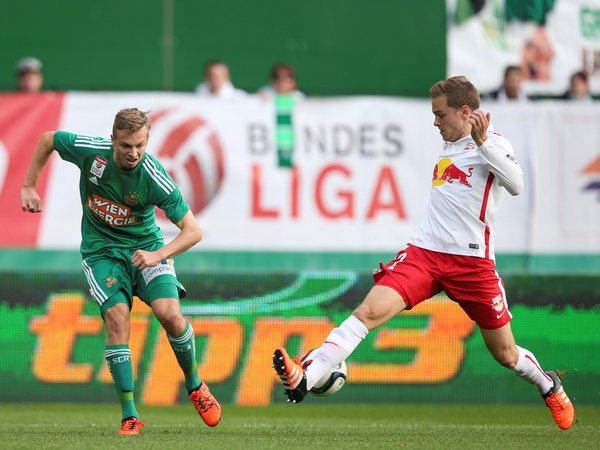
[53,131,190,257]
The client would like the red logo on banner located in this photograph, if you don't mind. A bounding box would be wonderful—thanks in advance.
[582,155,600,201]
[149,110,225,217]
[0,93,65,246]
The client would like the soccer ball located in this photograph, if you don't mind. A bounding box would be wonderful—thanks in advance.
[301,348,348,397]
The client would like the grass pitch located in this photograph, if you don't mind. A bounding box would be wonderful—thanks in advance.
[1,403,599,449]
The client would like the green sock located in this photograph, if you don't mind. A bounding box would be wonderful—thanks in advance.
[105,345,139,420]
[168,322,201,392]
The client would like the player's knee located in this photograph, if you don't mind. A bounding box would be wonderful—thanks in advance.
[352,304,383,330]
[492,348,518,369]
[157,310,186,335]
[103,306,130,340]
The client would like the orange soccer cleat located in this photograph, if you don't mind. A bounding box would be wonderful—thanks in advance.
[189,383,222,427]
[117,417,145,435]
[543,371,575,430]
[272,347,308,403]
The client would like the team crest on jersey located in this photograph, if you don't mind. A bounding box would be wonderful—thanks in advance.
[90,155,108,178]
[124,191,140,206]
[104,276,117,288]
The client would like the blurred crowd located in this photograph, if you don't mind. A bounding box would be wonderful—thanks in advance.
[10,56,595,102]
[484,64,593,103]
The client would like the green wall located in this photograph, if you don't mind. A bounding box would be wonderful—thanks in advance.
[0,0,446,96]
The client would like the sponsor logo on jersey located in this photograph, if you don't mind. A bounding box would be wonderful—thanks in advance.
[432,158,473,188]
[88,176,99,185]
[86,193,139,226]
[104,276,117,288]
[464,142,476,151]
[124,191,140,206]
[141,259,176,285]
[90,155,108,178]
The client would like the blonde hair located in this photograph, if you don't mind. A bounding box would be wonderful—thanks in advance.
[430,76,480,110]
[112,108,151,136]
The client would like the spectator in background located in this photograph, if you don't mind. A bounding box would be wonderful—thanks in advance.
[16,56,43,93]
[195,59,246,99]
[485,66,529,102]
[259,63,305,101]
[560,70,593,102]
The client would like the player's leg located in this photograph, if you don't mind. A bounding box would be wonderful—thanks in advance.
[149,292,199,392]
[272,285,405,403]
[444,258,574,430]
[480,324,574,430]
[103,300,145,434]
[305,284,406,389]
[82,257,144,435]
[273,246,437,403]
[148,285,221,427]
[480,322,553,390]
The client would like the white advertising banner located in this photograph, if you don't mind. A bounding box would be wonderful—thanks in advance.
[40,94,449,251]
[448,0,600,95]
[1,93,597,254]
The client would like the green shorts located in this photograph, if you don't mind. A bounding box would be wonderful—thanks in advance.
[81,249,186,315]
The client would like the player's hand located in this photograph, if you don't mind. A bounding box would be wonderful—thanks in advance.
[21,186,43,213]
[469,109,490,147]
[131,249,163,270]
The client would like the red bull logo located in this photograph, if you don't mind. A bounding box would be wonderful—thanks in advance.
[432,158,473,188]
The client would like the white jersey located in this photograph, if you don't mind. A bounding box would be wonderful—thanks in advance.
[409,125,523,260]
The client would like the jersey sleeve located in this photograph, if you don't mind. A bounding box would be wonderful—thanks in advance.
[144,155,191,223]
[53,131,112,169]
[159,187,190,224]
[476,133,524,196]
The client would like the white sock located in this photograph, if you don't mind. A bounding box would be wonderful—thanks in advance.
[305,315,368,390]
[513,346,554,395]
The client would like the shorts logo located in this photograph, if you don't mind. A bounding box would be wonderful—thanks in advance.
[104,276,117,288]
[141,259,176,285]
[90,155,108,178]
[89,176,99,185]
[491,294,506,319]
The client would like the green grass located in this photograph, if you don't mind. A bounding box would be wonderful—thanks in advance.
[1,403,599,449]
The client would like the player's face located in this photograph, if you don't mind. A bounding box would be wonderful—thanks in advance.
[206,64,230,93]
[431,96,470,142]
[111,127,149,171]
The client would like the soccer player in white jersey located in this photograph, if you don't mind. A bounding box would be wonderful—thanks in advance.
[21,108,221,435]
[272,76,574,430]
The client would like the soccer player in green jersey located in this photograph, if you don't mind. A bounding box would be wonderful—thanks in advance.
[21,108,221,435]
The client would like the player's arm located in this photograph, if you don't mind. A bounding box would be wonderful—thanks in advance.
[21,131,56,212]
[131,210,202,269]
[469,110,523,196]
